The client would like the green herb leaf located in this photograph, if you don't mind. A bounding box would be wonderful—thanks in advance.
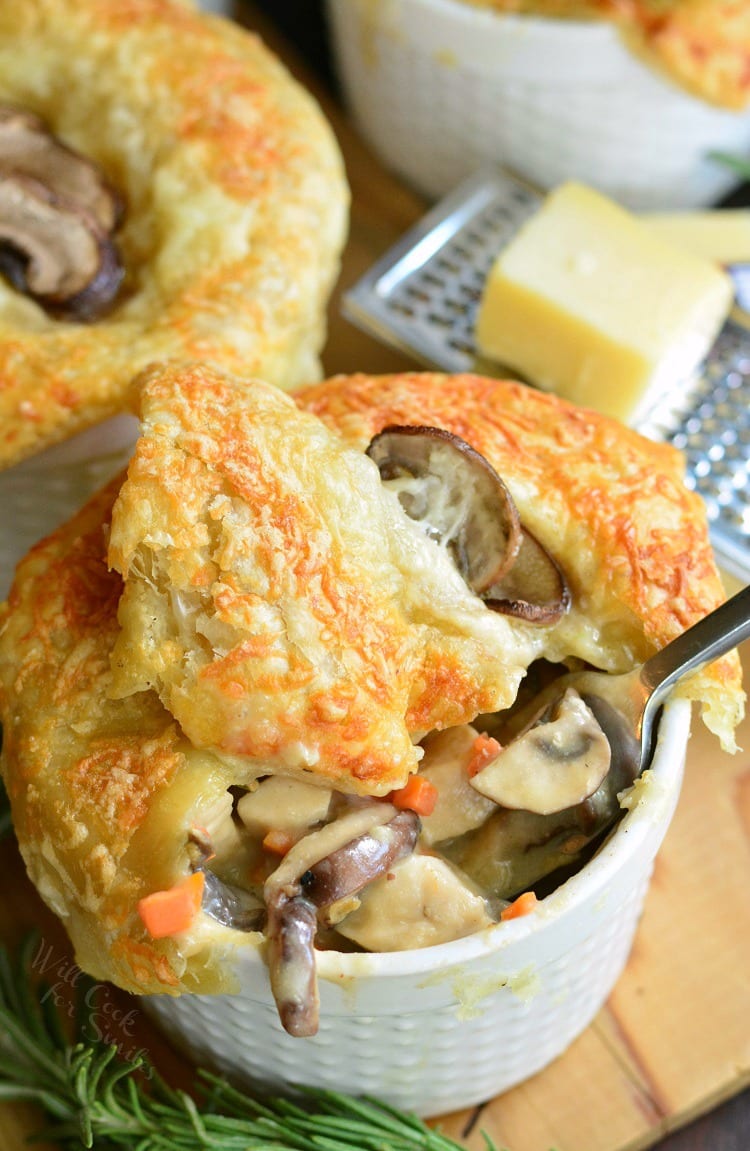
[708,150,750,181]
[0,935,503,1151]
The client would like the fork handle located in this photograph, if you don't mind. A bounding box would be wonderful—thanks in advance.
[641,582,750,708]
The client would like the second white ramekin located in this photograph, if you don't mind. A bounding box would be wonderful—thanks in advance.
[327,0,750,209]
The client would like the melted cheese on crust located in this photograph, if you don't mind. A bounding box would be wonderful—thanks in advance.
[0,365,743,998]
[0,0,348,468]
[0,478,245,995]
[298,371,744,750]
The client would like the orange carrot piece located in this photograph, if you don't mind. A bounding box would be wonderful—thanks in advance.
[262,828,297,856]
[388,775,439,816]
[138,872,205,939]
[500,891,539,921]
[467,733,502,777]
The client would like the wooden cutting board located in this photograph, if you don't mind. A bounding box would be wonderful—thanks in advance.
[2,7,749,1149]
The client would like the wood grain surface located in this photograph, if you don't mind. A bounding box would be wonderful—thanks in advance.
[1,6,749,1149]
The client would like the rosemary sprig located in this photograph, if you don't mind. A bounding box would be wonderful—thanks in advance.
[0,934,499,1151]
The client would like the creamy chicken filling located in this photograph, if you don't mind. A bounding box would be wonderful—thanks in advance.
[187,661,640,1036]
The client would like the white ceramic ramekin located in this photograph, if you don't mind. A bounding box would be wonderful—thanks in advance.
[326,0,750,209]
[0,416,138,599]
[143,697,690,1117]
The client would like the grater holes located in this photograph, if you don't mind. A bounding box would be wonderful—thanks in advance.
[345,171,750,569]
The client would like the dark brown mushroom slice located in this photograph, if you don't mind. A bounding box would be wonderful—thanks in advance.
[200,869,265,933]
[299,809,420,916]
[263,808,420,1037]
[366,425,522,593]
[482,526,570,624]
[0,174,123,321]
[0,105,123,231]
[265,893,319,1037]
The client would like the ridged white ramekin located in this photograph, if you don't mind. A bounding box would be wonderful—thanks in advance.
[326,0,750,209]
[144,697,690,1118]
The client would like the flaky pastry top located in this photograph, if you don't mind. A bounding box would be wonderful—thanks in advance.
[0,365,743,997]
[0,0,347,467]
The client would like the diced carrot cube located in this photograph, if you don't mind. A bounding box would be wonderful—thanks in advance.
[137,871,205,939]
[262,828,297,856]
[467,733,502,777]
[388,774,439,816]
[500,891,539,921]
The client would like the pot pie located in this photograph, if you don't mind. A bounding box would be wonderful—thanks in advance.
[0,0,347,468]
[460,1,750,110]
[0,364,743,1036]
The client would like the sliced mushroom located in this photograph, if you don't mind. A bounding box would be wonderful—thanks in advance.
[444,803,600,902]
[0,174,123,320]
[0,106,123,232]
[366,425,522,593]
[265,894,319,1037]
[298,809,420,917]
[470,688,611,815]
[483,526,570,624]
[200,869,265,932]
[264,805,420,1036]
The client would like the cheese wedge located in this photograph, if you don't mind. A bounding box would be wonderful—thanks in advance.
[643,210,750,265]
[475,182,733,424]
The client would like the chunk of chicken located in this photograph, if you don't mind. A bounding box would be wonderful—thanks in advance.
[237,776,332,838]
[336,853,492,951]
[418,725,496,845]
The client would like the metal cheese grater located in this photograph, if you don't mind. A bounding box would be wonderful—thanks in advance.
[343,169,750,582]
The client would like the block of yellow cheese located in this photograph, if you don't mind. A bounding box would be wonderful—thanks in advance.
[475,182,734,424]
[643,210,750,265]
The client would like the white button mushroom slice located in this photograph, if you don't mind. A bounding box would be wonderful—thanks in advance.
[366,425,522,594]
[236,775,333,839]
[469,688,611,815]
[265,803,398,898]
[418,725,497,846]
[335,854,493,951]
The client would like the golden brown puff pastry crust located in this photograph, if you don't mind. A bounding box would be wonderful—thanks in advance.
[0,367,744,997]
[0,477,248,994]
[297,371,744,747]
[0,0,348,468]
[108,362,544,794]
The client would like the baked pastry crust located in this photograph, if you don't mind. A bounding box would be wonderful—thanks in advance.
[0,366,743,996]
[107,363,544,795]
[0,0,348,468]
[299,371,744,747]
